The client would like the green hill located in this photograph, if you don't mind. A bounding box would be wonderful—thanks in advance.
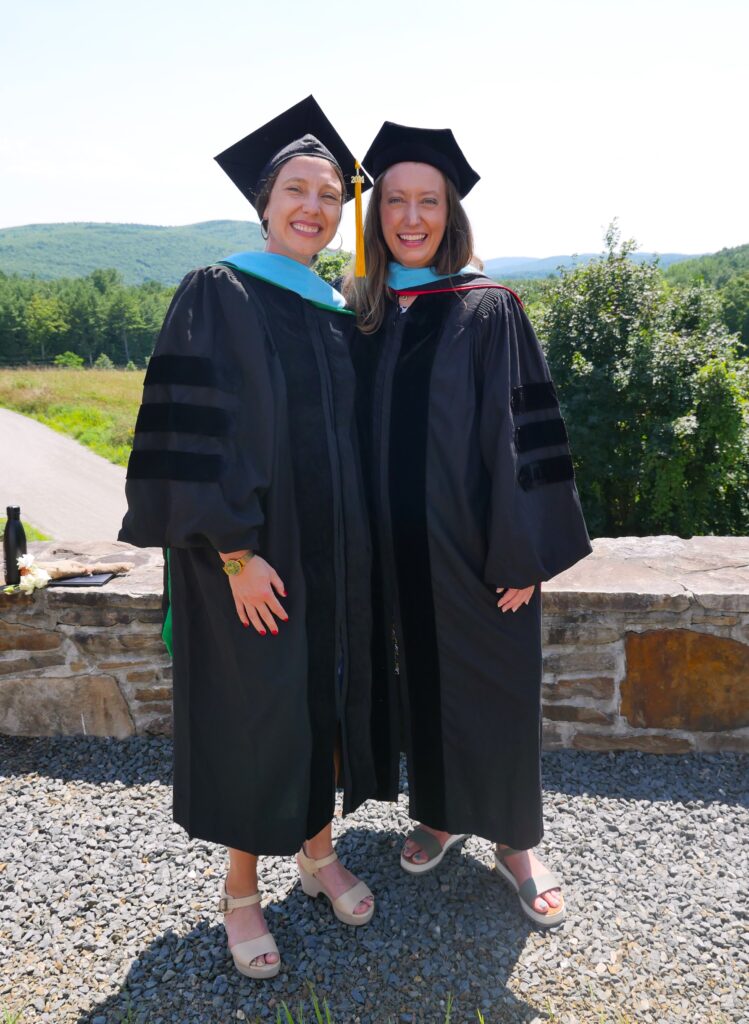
[0,220,264,285]
[665,243,749,287]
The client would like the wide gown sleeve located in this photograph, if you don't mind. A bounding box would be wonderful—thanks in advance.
[478,289,592,588]
[118,265,274,552]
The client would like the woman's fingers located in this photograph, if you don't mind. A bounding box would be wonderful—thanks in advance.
[233,596,249,627]
[270,571,286,598]
[256,602,280,636]
[246,606,266,636]
[265,589,288,621]
[496,585,535,612]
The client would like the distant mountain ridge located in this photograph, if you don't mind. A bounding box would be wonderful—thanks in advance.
[0,220,264,285]
[0,220,708,284]
[484,252,702,279]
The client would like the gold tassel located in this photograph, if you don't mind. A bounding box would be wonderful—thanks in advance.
[352,161,366,278]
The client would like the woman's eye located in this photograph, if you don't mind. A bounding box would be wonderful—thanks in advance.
[286,186,301,193]
[423,198,438,206]
[387,196,404,204]
[322,193,340,202]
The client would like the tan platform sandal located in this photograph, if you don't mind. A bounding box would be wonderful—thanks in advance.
[218,882,281,979]
[296,847,375,926]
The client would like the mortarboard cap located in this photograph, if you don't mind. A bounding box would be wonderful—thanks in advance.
[362,121,480,199]
[215,95,371,214]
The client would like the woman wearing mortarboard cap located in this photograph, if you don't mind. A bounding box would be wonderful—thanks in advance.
[345,122,592,928]
[120,97,377,978]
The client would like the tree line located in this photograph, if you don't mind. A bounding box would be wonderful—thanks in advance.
[0,269,173,367]
[0,234,747,538]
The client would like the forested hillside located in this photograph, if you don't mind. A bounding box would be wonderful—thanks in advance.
[665,243,749,347]
[0,221,264,285]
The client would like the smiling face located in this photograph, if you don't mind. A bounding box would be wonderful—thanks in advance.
[262,155,344,264]
[379,162,449,268]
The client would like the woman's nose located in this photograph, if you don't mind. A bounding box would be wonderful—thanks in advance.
[403,201,420,225]
[302,194,321,214]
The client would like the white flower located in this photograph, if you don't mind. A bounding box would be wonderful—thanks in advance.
[17,553,36,569]
[16,565,50,593]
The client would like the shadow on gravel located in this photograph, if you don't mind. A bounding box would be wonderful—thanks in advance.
[76,827,540,1024]
[0,735,172,786]
[5,737,747,810]
[542,749,749,808]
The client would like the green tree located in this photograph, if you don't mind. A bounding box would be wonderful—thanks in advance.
[720,271,749,353]
[24,292,68,362]
[542,223,749,537]
[314,250,352,285]
[53,350,85,367]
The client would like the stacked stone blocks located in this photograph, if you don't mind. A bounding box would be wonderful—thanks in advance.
[1,538,748,752]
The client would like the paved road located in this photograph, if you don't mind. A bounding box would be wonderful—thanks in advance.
[0,407,127,541]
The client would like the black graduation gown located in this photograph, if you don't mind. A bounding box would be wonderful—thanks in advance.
[352,277,591,850]
[119,264,375,856]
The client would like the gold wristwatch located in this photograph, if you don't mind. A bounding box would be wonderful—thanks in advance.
[221,551,254,576]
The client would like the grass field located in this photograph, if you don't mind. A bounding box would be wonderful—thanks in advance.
[0,368,144,466]
[0,516,50,542]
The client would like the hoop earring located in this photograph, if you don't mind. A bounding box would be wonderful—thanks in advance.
[329,231,343,253]
[260,220,269,241]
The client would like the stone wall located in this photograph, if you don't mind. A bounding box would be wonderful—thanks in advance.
[1,537,748,751]
[541,536,749,752]
[0,543,170,738]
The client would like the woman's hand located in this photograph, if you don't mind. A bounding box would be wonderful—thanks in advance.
[496,585,535,613]
[222,554,288,635]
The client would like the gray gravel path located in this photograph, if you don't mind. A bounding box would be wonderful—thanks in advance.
[1,737,746,1024]
[0,408,126,541]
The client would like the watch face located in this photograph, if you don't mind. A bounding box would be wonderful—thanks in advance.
[224,559,242,576]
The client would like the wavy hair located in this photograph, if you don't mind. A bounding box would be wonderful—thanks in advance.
[343,171,478,333]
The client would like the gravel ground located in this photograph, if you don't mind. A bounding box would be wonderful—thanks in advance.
[0,737,746,1024]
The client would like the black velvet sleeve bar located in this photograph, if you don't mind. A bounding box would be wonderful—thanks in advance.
[119,265,275,552]
[478,290,592,587]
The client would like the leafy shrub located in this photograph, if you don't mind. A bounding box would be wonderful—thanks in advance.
[94,352,115,369]
[53,351,84,367]
[543,224,749,537]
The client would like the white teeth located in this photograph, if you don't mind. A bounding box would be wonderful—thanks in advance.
[399,234,427,241]
[292,223,320,234]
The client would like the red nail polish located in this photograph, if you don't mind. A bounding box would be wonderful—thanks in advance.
[242,622,249,628]
[260,629,266,636]
[271,629,279,636]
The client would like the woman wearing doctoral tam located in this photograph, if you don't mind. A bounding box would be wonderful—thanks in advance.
[120,96,377,978]
[345,122,591,928]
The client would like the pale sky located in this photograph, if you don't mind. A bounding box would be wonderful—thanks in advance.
[2,0,747,260]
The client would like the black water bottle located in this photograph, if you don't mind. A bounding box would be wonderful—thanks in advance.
[3,506,27,586]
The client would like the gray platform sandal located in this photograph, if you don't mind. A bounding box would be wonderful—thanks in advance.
[297,847,375,926]
[400,827,468,875]
[494,845,566,928]
[219,882,281,979]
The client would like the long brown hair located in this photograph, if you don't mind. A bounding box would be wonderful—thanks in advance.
[343,170,477,334]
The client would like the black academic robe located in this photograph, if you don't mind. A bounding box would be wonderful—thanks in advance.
[352,277,592,850]
[119,264,375,856]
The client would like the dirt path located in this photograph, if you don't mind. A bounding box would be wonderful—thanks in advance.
[0,407,127,541]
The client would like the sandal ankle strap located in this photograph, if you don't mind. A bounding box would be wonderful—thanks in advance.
[298,847,338,873]
[219,884,262,914]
